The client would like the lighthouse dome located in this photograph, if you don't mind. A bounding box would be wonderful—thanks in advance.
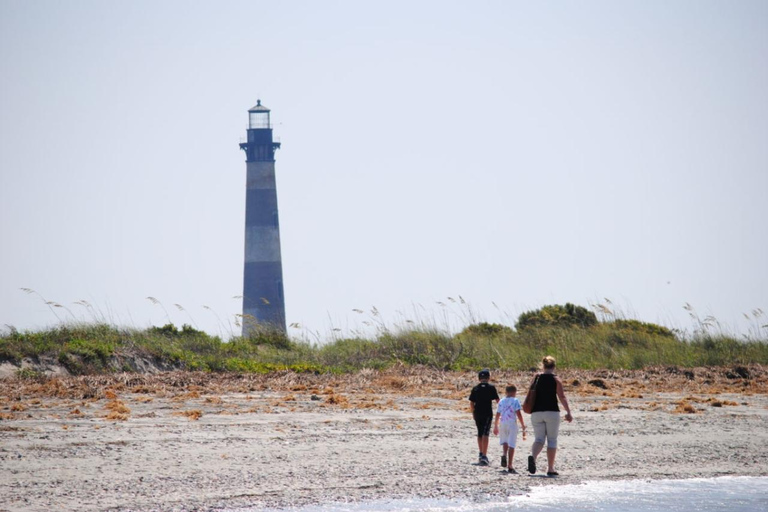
[248,99,270,112]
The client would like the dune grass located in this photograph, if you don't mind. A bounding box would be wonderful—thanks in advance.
[1,318,767,376]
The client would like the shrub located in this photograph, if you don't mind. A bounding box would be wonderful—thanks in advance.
[610,319,676,338]
[148,323,206,338]
[516,303,598,330]
[379,329,461,368]
[58,352,87,374]
[318,338,385,369]
[64,338,114,362]
[237,326,294,351]
[458,322,514,337]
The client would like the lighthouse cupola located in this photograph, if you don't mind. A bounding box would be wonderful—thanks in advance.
[248,100,271,129]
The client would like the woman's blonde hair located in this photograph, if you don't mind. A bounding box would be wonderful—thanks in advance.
[542,355,556,369]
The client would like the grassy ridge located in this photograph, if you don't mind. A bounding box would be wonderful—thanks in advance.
[1,320,767,375]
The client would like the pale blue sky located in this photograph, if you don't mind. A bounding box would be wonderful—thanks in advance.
[1,0,766,339]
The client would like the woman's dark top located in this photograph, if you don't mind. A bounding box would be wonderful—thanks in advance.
[532,373,559,412]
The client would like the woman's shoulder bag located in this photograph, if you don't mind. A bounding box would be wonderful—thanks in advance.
[522,374,539,414]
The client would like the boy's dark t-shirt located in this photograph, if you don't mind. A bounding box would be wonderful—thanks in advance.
[469,382,500,417]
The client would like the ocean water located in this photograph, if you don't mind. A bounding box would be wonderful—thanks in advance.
[250,476,768,512]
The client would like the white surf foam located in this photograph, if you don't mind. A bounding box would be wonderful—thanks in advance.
[235,476,768,512]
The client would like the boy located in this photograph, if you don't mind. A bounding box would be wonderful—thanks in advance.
[493,385,526,473]
[469,368,499,466]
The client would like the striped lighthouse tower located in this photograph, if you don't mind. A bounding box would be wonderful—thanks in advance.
[239,100,286,334]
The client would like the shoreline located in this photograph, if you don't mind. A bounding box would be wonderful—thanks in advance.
[246,476,768,512]
[1,366,767,511]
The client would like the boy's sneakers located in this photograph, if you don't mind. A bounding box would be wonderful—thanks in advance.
[508,467,517,474]
[478,453,489,466]
[501,455,507,468]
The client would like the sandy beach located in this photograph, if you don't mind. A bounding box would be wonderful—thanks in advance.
[1,366,767,511]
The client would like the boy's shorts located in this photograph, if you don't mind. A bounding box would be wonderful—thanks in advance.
[474,414,493,437]
[498,422,519,447]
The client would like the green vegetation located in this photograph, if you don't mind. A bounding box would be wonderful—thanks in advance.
[0,323,323,375]
[516,303,598,330]
[2,304,767,374]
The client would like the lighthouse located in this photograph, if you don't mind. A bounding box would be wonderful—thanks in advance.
[239,100,286,334]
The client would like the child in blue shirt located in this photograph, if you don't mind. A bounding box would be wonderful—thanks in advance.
[493,385,527,473]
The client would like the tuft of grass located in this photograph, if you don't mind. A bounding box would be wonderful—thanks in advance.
[673,400,699,414]
[15,368,45,381]
[174,409,202,420]
[105,411,129,421]
[324,394,349,407]
[105,400,130,415]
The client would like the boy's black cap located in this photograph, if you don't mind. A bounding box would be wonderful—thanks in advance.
[478,369,490,379]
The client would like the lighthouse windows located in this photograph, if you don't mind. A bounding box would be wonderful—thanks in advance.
[249,112,270,129]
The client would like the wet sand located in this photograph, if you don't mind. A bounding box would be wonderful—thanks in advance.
[1,366,767,511]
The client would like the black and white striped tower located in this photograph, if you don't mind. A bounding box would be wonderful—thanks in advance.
[239,100,286,334]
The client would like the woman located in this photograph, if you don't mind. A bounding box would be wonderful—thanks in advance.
[528,355,573,476]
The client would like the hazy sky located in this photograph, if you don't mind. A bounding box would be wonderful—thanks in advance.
[1,0,766,340]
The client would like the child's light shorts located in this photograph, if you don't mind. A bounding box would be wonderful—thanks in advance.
[498,422,519,447]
